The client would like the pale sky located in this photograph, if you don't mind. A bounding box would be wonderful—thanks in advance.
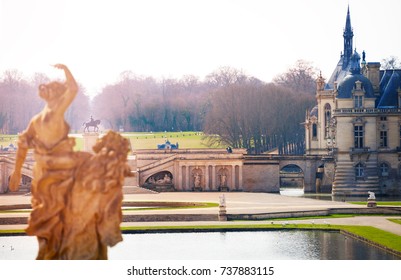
[1,0,400,97]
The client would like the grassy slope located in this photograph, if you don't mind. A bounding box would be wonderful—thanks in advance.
[1,132,219,151]
[125,132,213,149]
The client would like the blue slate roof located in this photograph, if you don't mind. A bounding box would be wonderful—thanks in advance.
[377,70,401,108]
[337,73,375,99]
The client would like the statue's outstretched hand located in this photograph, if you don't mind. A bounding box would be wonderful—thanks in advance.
[9,171,21,192]
[53,64,67,70]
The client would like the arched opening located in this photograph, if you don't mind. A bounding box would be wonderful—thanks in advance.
[143,171,174,192]
[280,164,304,195]
[315,164,324,193]
[324,103,331,138]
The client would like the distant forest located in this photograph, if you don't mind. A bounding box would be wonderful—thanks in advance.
[0,60,317,154]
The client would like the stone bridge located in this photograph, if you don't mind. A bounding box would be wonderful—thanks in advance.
[0,150,333,194]
[0,152,34,193]
[133,149,331,193]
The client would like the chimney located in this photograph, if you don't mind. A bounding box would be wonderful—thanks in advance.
[366,62,381,95]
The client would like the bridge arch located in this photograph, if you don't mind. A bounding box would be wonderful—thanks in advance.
[279,164,304,193]
[143,170,174,192]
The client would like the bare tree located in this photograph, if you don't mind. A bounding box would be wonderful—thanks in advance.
[273,60,319,95]
[381,56,401,70]
[205,66,249,87]
[204,80,315,153]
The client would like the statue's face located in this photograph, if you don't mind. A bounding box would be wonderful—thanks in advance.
[39,84,50,100]
[38,82,65,101]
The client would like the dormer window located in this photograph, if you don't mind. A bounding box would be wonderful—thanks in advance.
[354,94,363,108]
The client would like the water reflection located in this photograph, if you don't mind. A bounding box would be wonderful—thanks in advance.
[110,231,400,260]
[1,231,398,260]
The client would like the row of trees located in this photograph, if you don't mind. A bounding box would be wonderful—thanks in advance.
[0,70,90,134]
[92,62,317,153]
[1,61,318,154]
[203,81,314,153]
[92,71,207,132]
[91,67,262,133]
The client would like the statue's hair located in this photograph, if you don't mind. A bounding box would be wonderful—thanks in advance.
[39,81,66,94]
[77,131,131,247]
[80,131,131,193]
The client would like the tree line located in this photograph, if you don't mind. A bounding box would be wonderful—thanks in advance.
[1,61,317,154]
[0,69,90,134]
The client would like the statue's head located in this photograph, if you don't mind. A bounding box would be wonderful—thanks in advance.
[38,81,66,102]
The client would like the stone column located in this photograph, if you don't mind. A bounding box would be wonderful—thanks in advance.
[238,164,243,191]
[178,164,183,191]
[185,165,190,191]
[231,165,235,191]
[204,165,209,191]
[212,165,216,190]
[83,132,99,153]
[0,162,5,193]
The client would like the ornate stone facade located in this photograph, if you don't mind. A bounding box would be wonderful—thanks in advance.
[305,7,401,196]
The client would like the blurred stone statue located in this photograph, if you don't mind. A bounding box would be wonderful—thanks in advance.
[9,64,131,260]
[194,173,201,189]
[220,174,227,187]
[83,115,101,133]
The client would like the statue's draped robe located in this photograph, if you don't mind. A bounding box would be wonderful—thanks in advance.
[19,132,126,260]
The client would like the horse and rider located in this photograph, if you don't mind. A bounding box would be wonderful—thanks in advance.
[83,116,101,132]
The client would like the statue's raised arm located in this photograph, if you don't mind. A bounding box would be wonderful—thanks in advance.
[52,64,78,114]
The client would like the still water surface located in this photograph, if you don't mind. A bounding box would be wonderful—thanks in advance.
[0,231,399,260]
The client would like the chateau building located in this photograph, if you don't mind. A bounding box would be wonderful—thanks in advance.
[305,7,401,196]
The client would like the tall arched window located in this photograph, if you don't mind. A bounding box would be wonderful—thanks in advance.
[354,125,364,148]
[312,123,317,139]
[324,104,331,138]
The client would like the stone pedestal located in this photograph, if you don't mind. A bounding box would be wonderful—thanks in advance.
[218,194,227,221]
[193,186,203,192]
[367,198,377,208]
[83,132,99,153]
[219,205,227,221]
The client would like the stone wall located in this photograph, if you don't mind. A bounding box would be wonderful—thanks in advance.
[242,164,280,192]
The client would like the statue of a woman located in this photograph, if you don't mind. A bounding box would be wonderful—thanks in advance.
[9,65,131,259]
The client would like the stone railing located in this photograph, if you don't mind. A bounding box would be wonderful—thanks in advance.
[350,147,370,154]
[334,108,401,115]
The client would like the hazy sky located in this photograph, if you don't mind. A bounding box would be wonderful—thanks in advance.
[1,0,400,97]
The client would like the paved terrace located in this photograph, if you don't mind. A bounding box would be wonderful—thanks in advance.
[1,190,401,236]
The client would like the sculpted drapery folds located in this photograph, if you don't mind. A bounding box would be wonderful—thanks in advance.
[9,65,131,260]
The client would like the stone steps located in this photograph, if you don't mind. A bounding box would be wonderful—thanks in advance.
[332,159,380,195]
[123,186,159,194]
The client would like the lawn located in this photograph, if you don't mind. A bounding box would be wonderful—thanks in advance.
[350,201,401,206]
[75,131,223,150]
[0,134,18,150]
[1,132,224,151]
[388,219,401,225]
[124,131,217,149]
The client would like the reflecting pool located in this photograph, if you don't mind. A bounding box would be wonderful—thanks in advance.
[0,231,399,260]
